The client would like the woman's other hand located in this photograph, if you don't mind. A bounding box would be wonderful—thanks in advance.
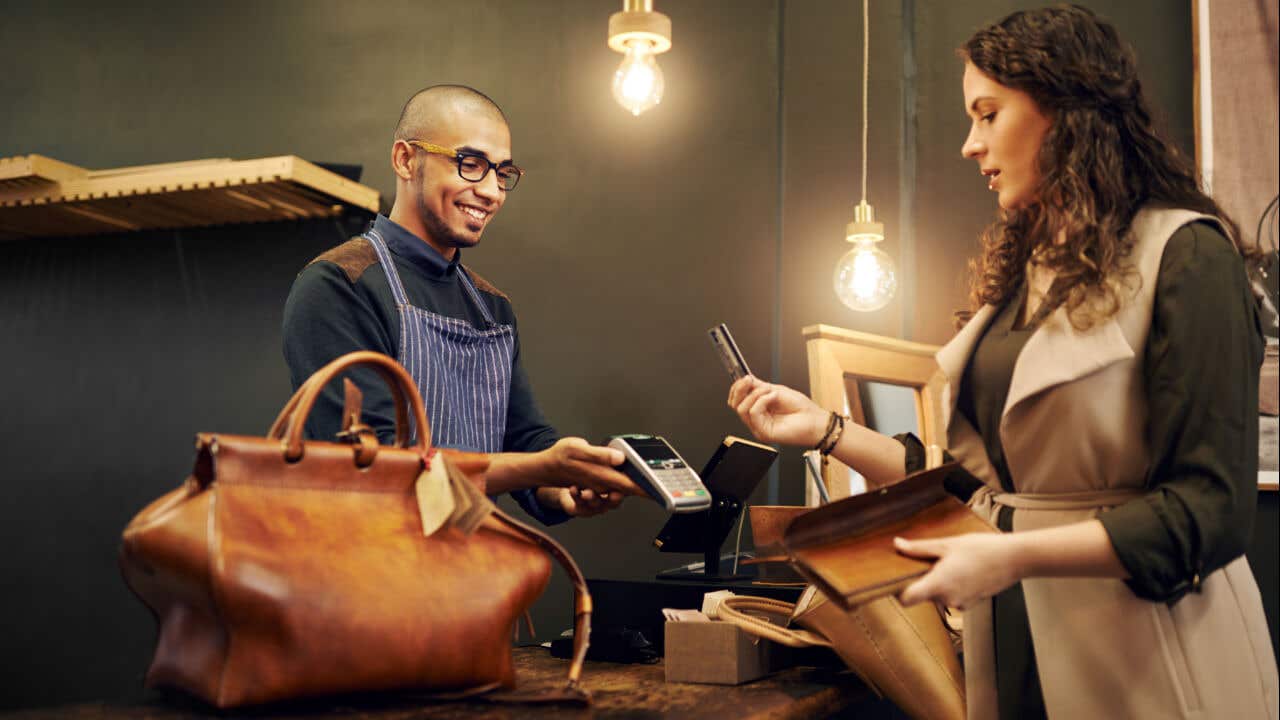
[896,520,1127,608]
[895,534,1022,609]
[727,376,828,448]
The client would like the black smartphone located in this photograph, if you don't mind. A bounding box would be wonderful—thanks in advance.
[708,323,752,381]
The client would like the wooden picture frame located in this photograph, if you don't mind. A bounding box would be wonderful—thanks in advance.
[803,324,946,503]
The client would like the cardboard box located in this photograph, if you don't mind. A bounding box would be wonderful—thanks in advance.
[663,620,777,685]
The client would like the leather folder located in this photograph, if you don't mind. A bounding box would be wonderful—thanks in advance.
[780,463,996,609]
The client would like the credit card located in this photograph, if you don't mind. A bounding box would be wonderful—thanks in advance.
[708,323,752,381]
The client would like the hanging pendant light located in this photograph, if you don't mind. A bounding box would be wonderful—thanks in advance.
[835,201,898,311]
[833,0,897,312]
[607,0,671,116]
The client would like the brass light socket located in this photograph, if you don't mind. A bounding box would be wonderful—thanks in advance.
[608,1,672,54]
[845,200,884,241]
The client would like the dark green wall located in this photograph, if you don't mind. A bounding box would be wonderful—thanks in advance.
[0,1,783,708]
[3,0,1270,711]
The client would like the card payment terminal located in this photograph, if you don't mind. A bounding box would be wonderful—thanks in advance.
[607,435,712,513]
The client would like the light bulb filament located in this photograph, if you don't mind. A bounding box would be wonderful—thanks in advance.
[613,41,664,116]
[833,239,897,312]
[853,250,883,298]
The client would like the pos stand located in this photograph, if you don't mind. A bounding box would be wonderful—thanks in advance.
[655,492,750,581]
[652,436,778,582]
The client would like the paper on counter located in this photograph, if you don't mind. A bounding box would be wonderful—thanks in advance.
[662,608,711,622]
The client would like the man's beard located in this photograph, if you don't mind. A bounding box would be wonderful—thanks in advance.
[420,199,480,250]
[414,165,480,250]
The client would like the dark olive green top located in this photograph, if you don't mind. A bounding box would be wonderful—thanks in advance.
[956,281,1037,495]
[909,221,1265,720]
[1098,221,1264,601]
[954,280,1047,720]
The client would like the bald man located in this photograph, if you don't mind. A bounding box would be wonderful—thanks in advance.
[282,85,640,523]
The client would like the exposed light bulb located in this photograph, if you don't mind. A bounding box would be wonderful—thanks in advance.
[834,2,897,313]
[834,238,897,312]
[612,42,664,116]
[607,1,670,116]
[833,201,897,312]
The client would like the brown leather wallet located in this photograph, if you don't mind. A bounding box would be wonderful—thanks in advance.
[781,463,996,609]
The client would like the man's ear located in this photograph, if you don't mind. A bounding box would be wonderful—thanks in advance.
[391,140,414,181]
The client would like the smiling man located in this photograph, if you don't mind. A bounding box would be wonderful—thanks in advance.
[282,85,640,524]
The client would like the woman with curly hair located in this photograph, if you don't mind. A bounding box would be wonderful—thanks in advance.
[728,5,1277,718]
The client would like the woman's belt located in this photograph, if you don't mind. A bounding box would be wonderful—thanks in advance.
[989,488,1144,511]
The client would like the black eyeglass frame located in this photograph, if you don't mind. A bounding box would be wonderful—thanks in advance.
[404,139,524,191]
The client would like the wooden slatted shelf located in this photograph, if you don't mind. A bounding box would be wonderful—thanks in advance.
[0,154,380,240]
[0,154,89,192]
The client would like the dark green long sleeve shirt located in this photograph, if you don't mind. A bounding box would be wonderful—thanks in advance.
[914,221,1264,603]
[281,214,565,525]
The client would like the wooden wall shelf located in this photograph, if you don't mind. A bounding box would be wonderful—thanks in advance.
[0,154,380,240]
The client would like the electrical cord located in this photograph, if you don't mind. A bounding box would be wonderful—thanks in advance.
[1255,194,1278,261]
[1254,194,1279,329]
[860,0,870,204]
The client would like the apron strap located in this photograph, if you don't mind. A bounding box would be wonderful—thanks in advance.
[366,229,500,327]
[363,229,411,306]
[456,266,498,326]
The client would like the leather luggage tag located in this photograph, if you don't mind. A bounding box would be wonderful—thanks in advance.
[415,456,456,537]
[415,453,495,537]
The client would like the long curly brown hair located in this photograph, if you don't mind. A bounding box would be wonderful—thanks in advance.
[958,4,1256,329]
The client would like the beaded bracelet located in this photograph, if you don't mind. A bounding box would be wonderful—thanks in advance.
[813,411,848,456]
[820,413,847,456]
[813,411,839,453]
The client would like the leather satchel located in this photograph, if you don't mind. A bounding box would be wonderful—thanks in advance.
[119,351,592,708]
[716,589,965,720]
[715,463,995,720]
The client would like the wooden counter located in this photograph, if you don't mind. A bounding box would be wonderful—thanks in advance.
[0,647,898,720]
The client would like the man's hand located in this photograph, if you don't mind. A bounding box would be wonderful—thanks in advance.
[536,486,625,518]
[536,437,646,497]
[484,437,645,498]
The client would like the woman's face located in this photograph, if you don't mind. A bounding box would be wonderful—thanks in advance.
[960,62,1053,210]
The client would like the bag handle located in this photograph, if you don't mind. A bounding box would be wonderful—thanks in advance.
[716,595,832,649]
[268,351,427,461]
[269,369,413,450]
[488,508,593,702]
[268,359,415,452]
[268,352,416,451]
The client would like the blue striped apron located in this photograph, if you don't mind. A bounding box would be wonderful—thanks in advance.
[363,229,515,452]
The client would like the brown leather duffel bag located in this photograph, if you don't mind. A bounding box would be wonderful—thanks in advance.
[119,351,591,708]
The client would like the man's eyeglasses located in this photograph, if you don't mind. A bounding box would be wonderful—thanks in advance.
[405,140,524,191]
